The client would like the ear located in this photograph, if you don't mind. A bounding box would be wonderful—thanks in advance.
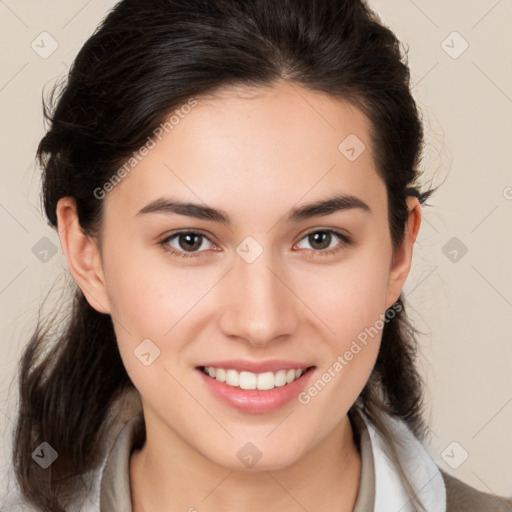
[385,196,422,309]
[56,197,111,314]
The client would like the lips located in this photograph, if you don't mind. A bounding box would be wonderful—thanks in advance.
[196,360,316,413]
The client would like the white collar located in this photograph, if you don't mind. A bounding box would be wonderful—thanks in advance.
[359,410,447,511]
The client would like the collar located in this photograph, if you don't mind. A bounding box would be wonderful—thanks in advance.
[359,408,447,511]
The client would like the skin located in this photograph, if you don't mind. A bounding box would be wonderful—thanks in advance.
[56,80,421,512]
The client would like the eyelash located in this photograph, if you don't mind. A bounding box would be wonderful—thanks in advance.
[158,229,352,259]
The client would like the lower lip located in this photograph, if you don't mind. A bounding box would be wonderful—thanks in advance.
[197,367,316,413]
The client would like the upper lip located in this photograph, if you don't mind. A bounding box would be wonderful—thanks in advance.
[198,359,315,373]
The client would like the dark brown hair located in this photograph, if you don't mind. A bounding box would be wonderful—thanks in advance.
[12,0,436,510]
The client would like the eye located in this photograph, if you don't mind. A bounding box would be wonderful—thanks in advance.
[159,228,352,259]
[159,231,216,259]
[294,229,352,257]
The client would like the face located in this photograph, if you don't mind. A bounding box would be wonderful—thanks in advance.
[59,80,419,471]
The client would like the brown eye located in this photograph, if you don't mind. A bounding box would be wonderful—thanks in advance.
[295,229,352,257]
[160,231,214,258]
[176,233,204,252]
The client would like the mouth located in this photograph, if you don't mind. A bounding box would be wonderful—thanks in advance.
[198,365,315,390]
[196,364,317,413]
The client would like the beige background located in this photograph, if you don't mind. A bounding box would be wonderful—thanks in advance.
[1,0,511,504]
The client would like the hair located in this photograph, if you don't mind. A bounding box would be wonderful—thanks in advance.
[12,0,438,510]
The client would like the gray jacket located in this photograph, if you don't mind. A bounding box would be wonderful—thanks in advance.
[442,470,512,511]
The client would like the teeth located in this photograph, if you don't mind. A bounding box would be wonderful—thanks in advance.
[239,371,257,390]
[274,370,287,387]
[203,366,307,390]
[226,369,239,387]
[257,371,275,390]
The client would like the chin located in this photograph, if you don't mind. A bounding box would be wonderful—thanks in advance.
[202,443,304,472]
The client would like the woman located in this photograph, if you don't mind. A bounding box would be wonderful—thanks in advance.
[9,0,512,511]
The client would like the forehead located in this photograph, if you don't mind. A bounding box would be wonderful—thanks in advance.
[105,81,386,221]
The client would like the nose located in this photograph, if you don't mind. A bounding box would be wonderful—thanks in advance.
[218,248,299,348]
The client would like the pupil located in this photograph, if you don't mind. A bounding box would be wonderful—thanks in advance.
[181,234,201,251]
[311,232,330,250]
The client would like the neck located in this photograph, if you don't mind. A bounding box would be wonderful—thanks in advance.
[130,409,361,512]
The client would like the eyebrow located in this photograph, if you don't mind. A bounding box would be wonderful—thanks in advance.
[136,193,371,224]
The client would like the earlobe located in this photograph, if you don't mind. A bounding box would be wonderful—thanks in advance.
[56,197,111,314]
[385,197,422,309]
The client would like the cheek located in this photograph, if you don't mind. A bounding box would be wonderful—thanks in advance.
[292,242,391,399]
[295,242,391,340]
[294,272,387,428]
[101,243,224,387]
[103,240,207,333]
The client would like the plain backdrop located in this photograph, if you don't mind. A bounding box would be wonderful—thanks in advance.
[1,0,511,503]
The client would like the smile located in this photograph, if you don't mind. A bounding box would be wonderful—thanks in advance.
[201,366,305,390]
[197,360,316,413]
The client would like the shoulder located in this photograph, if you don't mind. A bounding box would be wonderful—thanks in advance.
[441,469,512,512]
